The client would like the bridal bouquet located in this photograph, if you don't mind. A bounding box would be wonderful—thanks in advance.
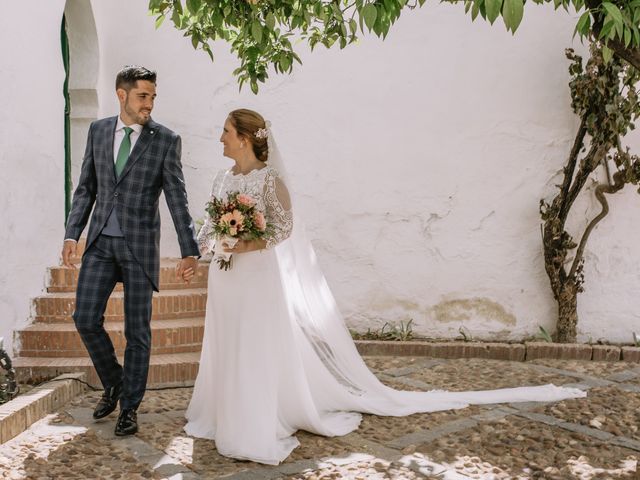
[205,192,270,270]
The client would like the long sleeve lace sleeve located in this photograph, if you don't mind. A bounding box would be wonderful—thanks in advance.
[197,173,223,256]
[264,168,293,249]
[197,210,215,256]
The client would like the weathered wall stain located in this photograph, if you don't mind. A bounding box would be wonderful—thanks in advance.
[430,297,517,326]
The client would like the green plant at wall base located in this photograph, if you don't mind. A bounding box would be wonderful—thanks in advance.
[150,0,640,93]
[350,319,414,341]
[536,325,553,342]
[457,326,473,342]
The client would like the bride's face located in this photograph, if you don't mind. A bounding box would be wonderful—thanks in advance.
[220,118,244,159]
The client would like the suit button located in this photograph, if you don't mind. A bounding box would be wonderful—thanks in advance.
[114,192,119,197]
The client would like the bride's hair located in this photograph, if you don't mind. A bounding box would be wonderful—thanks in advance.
[228,109,269,163]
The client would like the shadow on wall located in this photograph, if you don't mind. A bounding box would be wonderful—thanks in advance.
[64,0,99,190]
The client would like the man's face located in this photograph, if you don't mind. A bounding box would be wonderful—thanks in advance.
[118,80,156,125]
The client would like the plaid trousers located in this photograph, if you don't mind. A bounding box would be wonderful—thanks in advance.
[73,234,154,410]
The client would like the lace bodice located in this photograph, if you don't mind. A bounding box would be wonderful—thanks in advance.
[197,166,293,254]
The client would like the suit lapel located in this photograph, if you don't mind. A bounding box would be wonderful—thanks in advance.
[104,117,117,184]
[116,119,157,185]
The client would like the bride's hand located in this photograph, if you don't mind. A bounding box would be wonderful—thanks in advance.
[182,267,195,282]
[223,239,266,254]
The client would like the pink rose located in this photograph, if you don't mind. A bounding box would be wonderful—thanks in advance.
[237,194,256,207]
[253,211,267,231]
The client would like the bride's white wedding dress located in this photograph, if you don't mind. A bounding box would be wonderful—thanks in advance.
[184,165,585,466]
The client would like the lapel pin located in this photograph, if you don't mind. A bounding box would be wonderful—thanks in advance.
[150,130,155,135]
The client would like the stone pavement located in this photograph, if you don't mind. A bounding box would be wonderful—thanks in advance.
[0,356,639,479]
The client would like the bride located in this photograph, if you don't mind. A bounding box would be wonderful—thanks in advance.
[182,109,585,465]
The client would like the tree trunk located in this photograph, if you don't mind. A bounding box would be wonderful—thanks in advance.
[556,283,579,343]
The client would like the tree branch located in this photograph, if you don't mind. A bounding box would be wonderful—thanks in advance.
[558,118,588,221]
[560,143,602,224]
[607,38,640,71]
[569,169,625,279]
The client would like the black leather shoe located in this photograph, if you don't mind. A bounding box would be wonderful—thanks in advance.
[93,382,123,420]
[114,408,138,436]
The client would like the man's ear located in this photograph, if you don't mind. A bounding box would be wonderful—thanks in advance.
[116,88,127,103]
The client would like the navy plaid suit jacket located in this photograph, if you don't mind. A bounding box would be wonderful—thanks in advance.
[64,116,199,291]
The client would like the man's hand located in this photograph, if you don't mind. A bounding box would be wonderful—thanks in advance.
[61,240,78,269]
[176,257,198,284]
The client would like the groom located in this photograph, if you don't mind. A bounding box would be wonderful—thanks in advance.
[61,66,199,436]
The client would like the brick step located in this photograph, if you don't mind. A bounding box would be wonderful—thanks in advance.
[13,352,201,387]
[17,318,204,357]
[47,259,210,293]
[33,288,207,323]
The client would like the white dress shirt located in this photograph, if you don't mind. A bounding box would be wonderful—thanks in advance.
[114,117,143,163]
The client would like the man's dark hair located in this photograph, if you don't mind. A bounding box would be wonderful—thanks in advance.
[115,65,157,91]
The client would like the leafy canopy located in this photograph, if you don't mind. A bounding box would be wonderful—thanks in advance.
[149,0,640,92]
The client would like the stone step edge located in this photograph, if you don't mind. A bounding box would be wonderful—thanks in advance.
[31,312,205,323]
[354,340,640,362]
[13,352,200,367]
[19,318,204,333]
[46,282,208,293]
[0,372,87,444]
[13,353,201,389]
[12,341,640,365]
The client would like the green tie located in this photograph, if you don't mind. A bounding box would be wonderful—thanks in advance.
[115,127,134,178]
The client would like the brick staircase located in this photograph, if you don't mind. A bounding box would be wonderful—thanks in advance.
[13,239,208,387]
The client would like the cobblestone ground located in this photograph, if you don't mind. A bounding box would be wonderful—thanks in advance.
[1,356,639,479]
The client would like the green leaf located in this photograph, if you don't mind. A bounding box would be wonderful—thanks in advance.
[485,0,503,24]
[573,10,590,38]
[202,43,214,61]
[465,0,473,13]
[252,21,263,43]
[624,25,632,46]
[471,2,480,20]
[502,0,524,32]
[171,9,183,29]
[602,2,623,24]
[154,14,166,29]
[250,80,259,94]
[265,12,276,31]
[599,19,615,39]
[349,18,358,35]
[362,4,378,30]
[474,0,487,20]
[602,45,613,63]
[186,0,200,15]
[280,53,292,71]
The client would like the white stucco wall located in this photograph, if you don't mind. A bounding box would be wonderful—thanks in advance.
[92,0,635,342]
[0,2,67,355]
[1,0,638,355]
